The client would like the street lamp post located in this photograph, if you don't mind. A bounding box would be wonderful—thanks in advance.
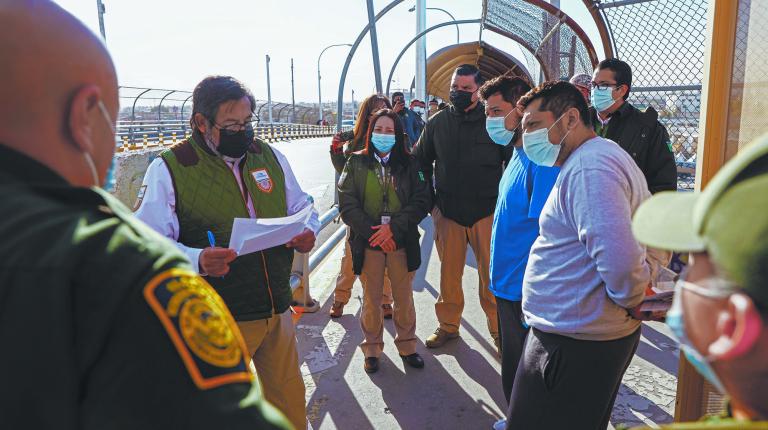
[318,43,352,123]
[95,0,106,41]
[408,6,460,44]
[266,55,273,127]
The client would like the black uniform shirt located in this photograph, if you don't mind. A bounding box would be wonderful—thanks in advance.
[0,144,291,430]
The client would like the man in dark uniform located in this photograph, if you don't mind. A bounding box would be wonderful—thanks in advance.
[0,2,290,429]
[590,58,678,193]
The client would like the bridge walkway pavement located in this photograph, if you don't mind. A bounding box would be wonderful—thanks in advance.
[294,218,680,430]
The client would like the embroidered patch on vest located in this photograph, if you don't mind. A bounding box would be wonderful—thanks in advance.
[251,168,273,193]
[143,268,253,390]
[132,185,147,212]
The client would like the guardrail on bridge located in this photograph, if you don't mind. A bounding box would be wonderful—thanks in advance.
[115,121,347,152]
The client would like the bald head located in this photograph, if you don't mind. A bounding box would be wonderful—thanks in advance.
[0,0,118,187]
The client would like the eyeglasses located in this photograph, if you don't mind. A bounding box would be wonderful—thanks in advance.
[213,119,259,136]
[591,83,621,91]
[676,269,736,299]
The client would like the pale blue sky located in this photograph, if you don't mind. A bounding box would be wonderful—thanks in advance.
[53,0,605,106]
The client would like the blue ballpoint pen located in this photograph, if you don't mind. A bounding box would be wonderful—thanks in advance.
[206,230,225,279]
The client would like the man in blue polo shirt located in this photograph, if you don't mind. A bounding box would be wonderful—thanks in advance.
[479,76,559,428]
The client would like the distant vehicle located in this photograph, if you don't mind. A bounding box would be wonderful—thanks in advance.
[341,119,355,128]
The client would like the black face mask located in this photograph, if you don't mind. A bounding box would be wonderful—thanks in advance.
[449,89,475,111]
[216,126,254,158]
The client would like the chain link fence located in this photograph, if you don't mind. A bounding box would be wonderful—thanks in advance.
[598,0,709,190]
[484,0,598,81]
[726,0,768,160]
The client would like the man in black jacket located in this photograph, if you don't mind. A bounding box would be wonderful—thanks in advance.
[412,64,513,349]
[590,58,678,193]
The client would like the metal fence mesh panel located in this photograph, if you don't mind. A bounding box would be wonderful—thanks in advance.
[600,0,709,190]
[726,0,768,160]
[485,0,595,80]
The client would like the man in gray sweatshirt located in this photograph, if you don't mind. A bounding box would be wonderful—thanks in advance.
[504,81,651,430]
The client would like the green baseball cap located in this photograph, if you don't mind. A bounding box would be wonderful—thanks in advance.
[632,135,768,307]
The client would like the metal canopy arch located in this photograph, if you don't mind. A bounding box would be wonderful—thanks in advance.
[482,0,600,80]
[580,0,615,58]
[423,41,534,101]
[157,90,177,121]
[335,0,405,131]
[256,101,271,122]
[384,19,482,97]
[338,0,603,130]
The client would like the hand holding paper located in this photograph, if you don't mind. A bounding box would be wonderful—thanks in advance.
[229,205,314,256]
[286,228,316,253]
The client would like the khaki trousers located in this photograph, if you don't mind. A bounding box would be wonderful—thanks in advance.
[237,311,306,430]
[334,227,393,305]
[359,248,417,357]
[432,207,498,337]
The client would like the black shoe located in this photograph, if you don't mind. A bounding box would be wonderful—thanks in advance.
[400,353,424,369]
[364,357,379,373]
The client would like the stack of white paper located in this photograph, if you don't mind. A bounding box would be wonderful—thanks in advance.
[228,205,313,255]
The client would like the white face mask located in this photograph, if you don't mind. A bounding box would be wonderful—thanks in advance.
[83,100,117,189]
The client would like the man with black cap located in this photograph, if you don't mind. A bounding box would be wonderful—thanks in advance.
[630,136,768,429]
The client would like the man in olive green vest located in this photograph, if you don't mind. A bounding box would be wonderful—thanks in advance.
[136,76,319,429]
[0,2,290,429]
[630,136,768,429]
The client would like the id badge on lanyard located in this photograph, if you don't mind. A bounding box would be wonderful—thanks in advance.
[377,164,392,225]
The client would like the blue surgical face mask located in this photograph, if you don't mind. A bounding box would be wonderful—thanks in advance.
[371,132,396,154]
[666,277,729,394]
[83,100,118,190]
[485,109,516,146]
[522,112,570,167]
[591,86,616,112]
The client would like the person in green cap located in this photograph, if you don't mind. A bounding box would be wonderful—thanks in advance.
[631,135,768,428]
[0,1,291,429]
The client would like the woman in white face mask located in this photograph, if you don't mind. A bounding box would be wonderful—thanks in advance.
[337,109,432,374]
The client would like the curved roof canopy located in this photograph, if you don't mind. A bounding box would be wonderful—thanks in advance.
[426,41,533,101]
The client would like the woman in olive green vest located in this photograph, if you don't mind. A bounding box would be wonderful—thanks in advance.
[329,94,395,319]
[338,109,432,373]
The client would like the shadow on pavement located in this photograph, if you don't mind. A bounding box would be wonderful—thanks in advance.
[367,339,502,430]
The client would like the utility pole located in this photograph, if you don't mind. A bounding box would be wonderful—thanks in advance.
[290,58,296,123]
[351,89,356,120]
[415,0,427,116]
[366,0,384,93]
[266,55,273,127]
[95,0,106,41]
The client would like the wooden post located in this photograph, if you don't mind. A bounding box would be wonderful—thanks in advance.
[675,0,739,422]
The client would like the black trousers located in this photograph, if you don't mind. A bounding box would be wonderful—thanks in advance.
[506,327,641,430]
[496,297,529,404]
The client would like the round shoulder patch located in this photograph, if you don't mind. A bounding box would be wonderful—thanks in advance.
[143,268,253,390]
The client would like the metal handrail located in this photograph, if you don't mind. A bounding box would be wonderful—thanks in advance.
[289,205,346,313]
[115,122,349,151]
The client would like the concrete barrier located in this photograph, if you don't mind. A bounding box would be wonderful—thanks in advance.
[112,147,164,208]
